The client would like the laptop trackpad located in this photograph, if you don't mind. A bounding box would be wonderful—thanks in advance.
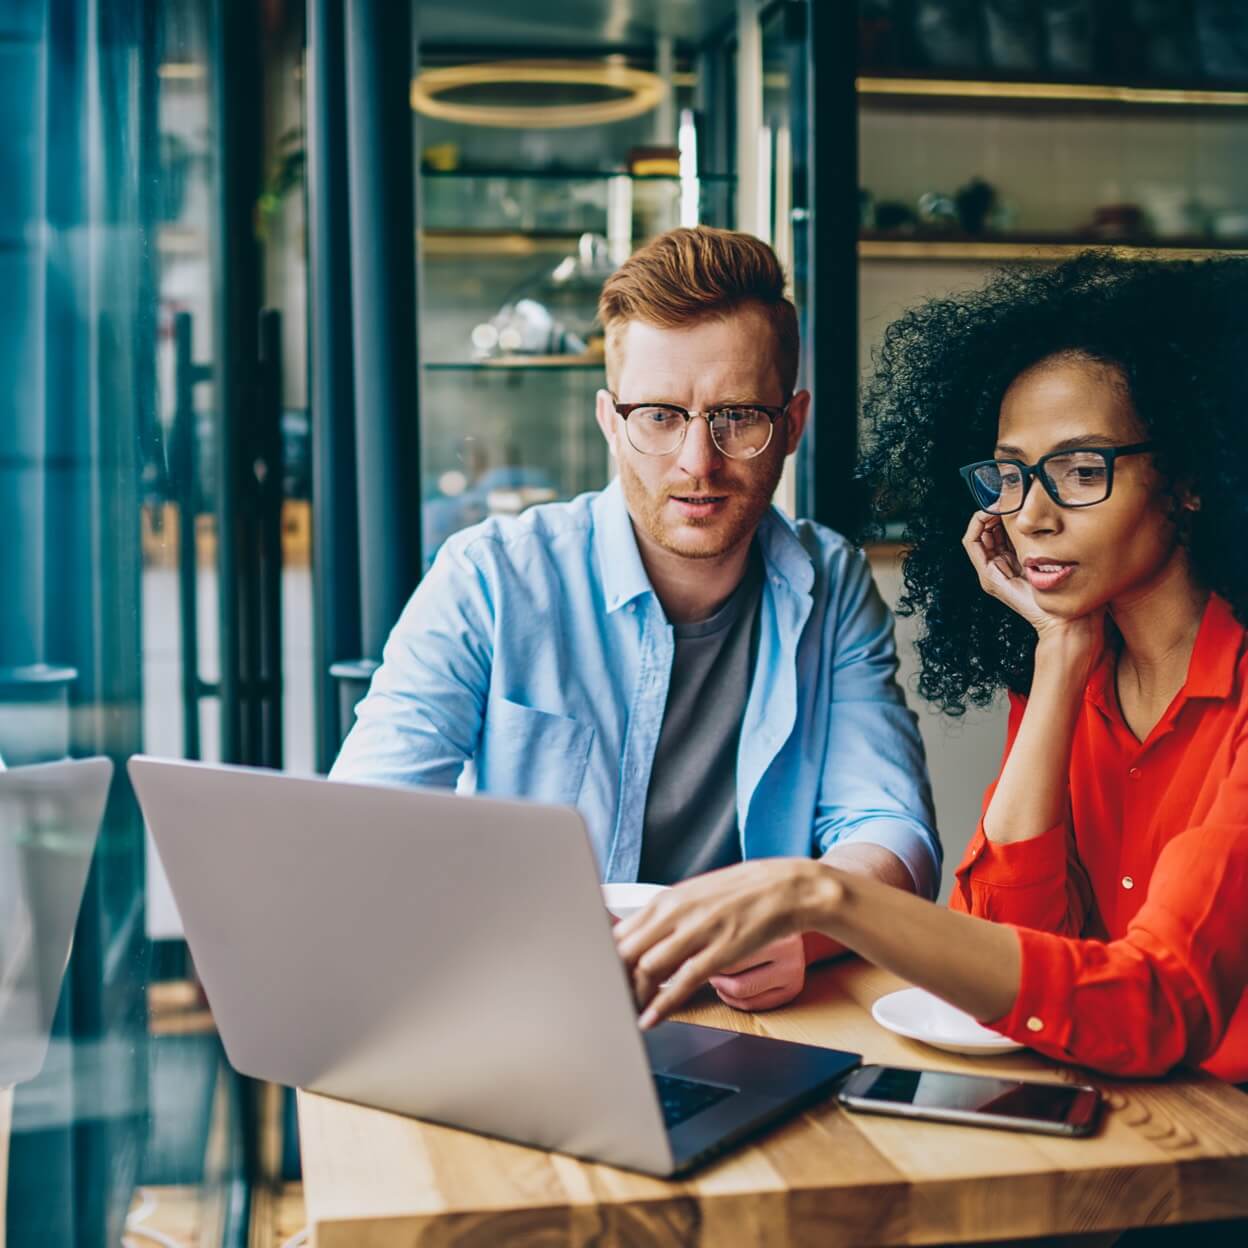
[668,1031,846,1099]
[644,1021,737,1071]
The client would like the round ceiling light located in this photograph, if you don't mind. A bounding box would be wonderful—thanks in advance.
[410,60,667,128]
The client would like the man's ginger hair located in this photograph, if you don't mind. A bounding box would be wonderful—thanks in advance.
[597,226,799,395]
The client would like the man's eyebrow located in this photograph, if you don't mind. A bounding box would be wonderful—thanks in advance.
[628,395,772,407]
[995,433,1122,456]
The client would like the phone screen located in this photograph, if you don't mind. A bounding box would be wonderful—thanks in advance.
[847,1065,1092,1124]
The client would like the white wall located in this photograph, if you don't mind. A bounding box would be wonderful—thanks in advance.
[868,549,1007,901]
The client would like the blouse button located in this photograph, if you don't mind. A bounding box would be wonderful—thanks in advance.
[1122,875,1135,890]
[1128,766,1142,780]
[1026,1016,1045,1033]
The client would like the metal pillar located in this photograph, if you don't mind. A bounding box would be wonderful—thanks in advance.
[803,0,860,536]
[306,0,362,769]
[343,0,423,666]
[736,0,765,239]
[210,0,264,764]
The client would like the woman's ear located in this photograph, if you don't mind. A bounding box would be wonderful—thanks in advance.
[1172,474,1201,513]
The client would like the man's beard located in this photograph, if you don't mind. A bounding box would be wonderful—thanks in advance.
[617,450,785,561]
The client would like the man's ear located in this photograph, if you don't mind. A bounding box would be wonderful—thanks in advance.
[595,389,619,457]
[782,389,811,455]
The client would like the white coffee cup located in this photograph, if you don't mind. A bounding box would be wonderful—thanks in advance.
[601,882,668,921]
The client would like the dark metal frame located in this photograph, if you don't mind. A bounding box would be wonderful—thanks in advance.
[343,0,423,665]
[209,0,284,774]
[801,0,861,536]
[172,311,211,758]
[307,0,362,770]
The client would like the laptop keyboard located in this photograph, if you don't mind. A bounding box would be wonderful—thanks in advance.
[654,1073,735,1128]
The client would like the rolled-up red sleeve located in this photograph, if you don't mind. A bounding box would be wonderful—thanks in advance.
[950,694,1090,936]
[981,731,1248,1077]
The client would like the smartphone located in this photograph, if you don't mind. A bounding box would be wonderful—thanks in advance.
[837,1064,1101,1137]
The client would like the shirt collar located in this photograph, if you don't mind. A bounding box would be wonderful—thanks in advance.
[591,478,815,615]
[1183,592,1242,700]
[592,479,658,613]
[1085,591,1243,715]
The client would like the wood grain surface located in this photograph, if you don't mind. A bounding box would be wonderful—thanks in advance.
[298,960,1248,1247]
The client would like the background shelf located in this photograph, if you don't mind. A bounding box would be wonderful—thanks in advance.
[421,168,735,182]
[425,356,604,371]
[857,75,1248,110]
[859,236,1248,262]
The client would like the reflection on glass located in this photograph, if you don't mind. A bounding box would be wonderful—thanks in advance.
[0,760,111,1089]
[420,369,609,568]
[418,167,735,565]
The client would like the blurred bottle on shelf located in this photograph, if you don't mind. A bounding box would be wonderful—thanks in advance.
[1194,0,1248,83]
[982,0,1042,73]
[1041,0,1098,76]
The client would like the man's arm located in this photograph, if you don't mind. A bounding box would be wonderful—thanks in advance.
[710,549,939,1010]
[812,547,941,893]
[330,537,494,788]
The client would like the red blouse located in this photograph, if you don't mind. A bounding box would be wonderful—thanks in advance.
[951,593,1248,1080]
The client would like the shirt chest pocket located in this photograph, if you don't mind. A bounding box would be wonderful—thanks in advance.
[476,696,595,808]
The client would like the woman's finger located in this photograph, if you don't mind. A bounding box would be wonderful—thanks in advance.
[962,514,999,572]
[639,946,726,1029]
[615,903,680,963]
[961,511,992,553]
[636,914,722,984]
[628,912,722,1005]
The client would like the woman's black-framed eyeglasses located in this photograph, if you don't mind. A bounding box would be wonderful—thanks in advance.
[959,442,1155,515]
[611,395,788,460]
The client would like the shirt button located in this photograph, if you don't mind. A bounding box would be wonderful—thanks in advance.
[1026,1016,1044,1033]
[1128,766,1142,780]
[1122,875,1135,890]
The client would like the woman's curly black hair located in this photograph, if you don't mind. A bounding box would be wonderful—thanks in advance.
[857,251,1248,716]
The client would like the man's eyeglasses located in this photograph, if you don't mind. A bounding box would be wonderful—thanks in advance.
[959,443,1154,515]
[610,396,788,460]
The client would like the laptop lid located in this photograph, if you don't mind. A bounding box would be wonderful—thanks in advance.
[128,756,675,1174]
[0,757,113,1086]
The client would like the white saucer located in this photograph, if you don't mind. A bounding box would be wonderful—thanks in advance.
[601,883,668,921]
[871,987,1025,1056]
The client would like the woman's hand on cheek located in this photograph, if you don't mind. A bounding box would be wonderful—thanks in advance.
[961,512,1105,666]
[612,859,823,1029]
[962,512,1044,623]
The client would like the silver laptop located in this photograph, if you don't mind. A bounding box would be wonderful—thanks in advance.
[0,757,113,1087]
[128,756,859,1175]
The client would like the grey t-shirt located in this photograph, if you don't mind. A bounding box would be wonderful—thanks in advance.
[637,552,764,885]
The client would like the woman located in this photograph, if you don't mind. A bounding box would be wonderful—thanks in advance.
[615,253,1248,1084]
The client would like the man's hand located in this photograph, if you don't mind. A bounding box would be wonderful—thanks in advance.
[708,934,806,1012]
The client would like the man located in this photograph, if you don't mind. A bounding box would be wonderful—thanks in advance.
[332,226,939,1013]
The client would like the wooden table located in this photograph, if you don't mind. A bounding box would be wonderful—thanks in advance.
[298,960,1248,1246]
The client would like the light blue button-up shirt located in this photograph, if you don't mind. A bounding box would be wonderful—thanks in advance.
[331,480,941,896]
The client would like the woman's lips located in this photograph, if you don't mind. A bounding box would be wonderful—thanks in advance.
[1024,559,1078,592]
